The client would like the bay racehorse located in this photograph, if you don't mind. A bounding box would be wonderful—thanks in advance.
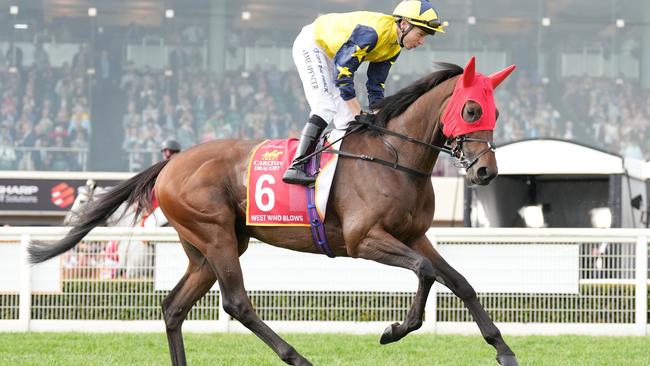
[29,57,518,366]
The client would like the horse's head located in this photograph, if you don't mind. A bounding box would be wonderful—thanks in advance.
[63,180,94,226]
[441,57,515,185]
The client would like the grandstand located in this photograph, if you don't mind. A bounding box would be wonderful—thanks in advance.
[0,0,648,173]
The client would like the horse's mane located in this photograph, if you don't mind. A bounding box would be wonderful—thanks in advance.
[372,62,463,128]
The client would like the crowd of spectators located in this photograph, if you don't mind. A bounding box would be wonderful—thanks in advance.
[0,42,92,170]
[119,61,312,170]
[0,38,649,173]
[493,72,650,160]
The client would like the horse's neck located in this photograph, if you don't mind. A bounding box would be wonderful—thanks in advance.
[383,92,444,175]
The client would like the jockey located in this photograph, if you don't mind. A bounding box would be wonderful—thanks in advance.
[160,139,181,161]
[283,0,446,185]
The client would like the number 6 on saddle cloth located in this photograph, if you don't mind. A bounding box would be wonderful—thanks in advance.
[246,132,340,257]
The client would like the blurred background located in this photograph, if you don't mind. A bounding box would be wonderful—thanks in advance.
[0,0,647,173]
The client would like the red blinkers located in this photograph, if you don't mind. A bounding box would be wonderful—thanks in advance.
[441,57,516,138]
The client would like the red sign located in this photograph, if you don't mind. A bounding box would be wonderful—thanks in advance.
[0,178,122,213]
[50,182,76,208]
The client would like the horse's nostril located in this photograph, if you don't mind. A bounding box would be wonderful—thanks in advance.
[477,167,489,179]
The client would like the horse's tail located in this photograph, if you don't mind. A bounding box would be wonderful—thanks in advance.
[28,160,170,264]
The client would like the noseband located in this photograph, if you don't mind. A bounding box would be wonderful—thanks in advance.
[450,136,497,170]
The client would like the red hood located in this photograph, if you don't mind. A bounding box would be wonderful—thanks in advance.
[441,57,516,138]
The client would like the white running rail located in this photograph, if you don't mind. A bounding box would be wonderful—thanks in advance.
[0,227,648,336]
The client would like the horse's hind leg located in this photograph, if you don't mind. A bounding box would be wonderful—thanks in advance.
[202,224,313,366]
[354,232,437,344]
[162,240,216,366]
[412,239,519,366]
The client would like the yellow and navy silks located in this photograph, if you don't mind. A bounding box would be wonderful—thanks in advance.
[313,11,401,107]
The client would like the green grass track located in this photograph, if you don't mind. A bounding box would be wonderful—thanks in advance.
[1,333,649,365]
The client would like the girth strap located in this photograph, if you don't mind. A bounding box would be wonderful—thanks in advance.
[306,151,335,258]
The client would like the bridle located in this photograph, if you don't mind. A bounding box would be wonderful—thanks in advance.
[298,120,496,178]
[450,136,497,170]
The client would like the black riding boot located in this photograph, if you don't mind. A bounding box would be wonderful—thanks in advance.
[282,115,328,185]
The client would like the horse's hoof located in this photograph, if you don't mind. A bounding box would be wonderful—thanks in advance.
[379,322,401,345]
[496,354,519,366]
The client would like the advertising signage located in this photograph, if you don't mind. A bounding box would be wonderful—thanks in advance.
[0,177,123,213]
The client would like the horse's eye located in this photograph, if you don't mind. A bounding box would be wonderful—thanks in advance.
[462,101,482,123]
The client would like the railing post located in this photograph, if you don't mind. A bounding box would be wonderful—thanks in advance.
[19,234,31,332]
[424,280,438,333]
[82,149,88,171]
[635,235,648,336]
[218,290,230,332]
[423,234,438,333]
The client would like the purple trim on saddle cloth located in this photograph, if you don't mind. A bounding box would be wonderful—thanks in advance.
[306,157,335,258]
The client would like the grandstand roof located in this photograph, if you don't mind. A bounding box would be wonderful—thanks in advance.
[495,139,645,180]
[4,0,643,31]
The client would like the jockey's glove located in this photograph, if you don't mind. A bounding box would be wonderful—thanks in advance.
[354,110,376,125]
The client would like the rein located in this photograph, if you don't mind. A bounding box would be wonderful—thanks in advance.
[295,120,496,178]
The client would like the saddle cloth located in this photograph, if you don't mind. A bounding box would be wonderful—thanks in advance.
[246,130,344,226]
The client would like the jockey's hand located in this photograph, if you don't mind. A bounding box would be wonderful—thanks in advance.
[345,98,362,116]
[354,110,376,125]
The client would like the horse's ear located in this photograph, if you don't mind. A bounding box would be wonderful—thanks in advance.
[489,64,516,89]
[463,56,476,88]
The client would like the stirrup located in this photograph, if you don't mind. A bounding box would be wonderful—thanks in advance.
[282,165,315,185]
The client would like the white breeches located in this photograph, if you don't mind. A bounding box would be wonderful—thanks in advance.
[292,24,356,130]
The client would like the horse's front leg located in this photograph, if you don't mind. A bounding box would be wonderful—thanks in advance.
[413,239,519,366]
[354,231,436,344]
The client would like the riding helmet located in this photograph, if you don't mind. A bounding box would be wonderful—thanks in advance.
[392,0,446,35]
[160,139,182,152]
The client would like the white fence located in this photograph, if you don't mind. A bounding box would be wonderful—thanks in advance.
[0,227,648,336]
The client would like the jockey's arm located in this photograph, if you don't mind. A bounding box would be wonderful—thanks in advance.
[366,52,400,109]
[333,25,379,112]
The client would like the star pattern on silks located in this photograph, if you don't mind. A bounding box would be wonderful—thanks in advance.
[351,45,370,63]
[337,66,353,79]
[380,83,385,89]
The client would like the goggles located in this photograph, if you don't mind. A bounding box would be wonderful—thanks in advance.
[421,19,442,29]
[405,18,444,35]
